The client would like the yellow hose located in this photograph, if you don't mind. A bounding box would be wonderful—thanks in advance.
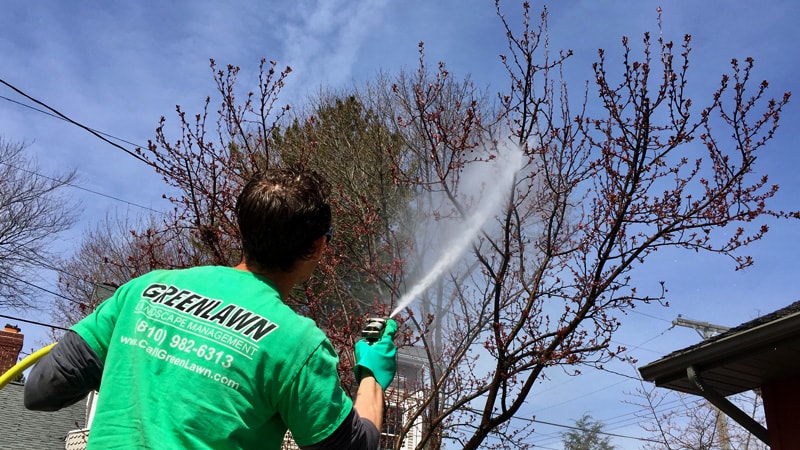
[0,343,56,389]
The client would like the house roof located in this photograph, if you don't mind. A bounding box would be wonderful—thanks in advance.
[638,300,800,397]
[0,382,87,450]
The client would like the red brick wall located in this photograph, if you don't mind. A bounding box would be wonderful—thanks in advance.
[0,326,24,375]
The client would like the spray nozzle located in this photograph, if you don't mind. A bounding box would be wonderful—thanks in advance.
[361,317,388,344]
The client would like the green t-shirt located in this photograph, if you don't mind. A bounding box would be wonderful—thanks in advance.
[72,266,352,449]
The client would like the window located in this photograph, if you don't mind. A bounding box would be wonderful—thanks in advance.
[380,403,404,449]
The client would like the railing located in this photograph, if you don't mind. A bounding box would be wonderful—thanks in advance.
[65,429,90,450]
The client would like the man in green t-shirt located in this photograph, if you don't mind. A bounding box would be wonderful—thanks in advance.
[24,168,397,450]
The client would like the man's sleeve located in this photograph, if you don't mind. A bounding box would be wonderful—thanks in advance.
[24,281,128,411]
[70,282,129,361]
[298,408,380,450]
[24,330,104,411]
[280,340,379,449]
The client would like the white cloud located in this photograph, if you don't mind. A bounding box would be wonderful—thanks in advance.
[277,0,390,98]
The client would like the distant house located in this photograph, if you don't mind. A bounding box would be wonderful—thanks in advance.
[0,325,88,450]
[382,345,427,450]
[639,300,800,449]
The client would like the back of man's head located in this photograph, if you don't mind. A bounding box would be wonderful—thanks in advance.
[236,168,331,272]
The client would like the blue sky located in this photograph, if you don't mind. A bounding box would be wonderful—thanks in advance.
[1,1,798,447]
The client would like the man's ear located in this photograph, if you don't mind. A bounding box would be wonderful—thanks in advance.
[310,235,327,260]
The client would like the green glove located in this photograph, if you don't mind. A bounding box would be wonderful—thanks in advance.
[354,319,397,390]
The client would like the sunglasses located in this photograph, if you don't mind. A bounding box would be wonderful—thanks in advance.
[324,227,334,244]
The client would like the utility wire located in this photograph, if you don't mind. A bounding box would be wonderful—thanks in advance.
[0,78,152,165]
[0,94,146,151]
[0,313,69,331]
[526,326,712,448]
[520,325,687,438]
[595,365,641,381]
[28,256,95,284]
[3,272,85,306]
[527,325,673,399]
[0,82,170,214]
[0,161,164,214]
[0,84,169,288]
[628,308,673,322]
[528,419,662,447]
[0,92,170,289]
[531,391,713,449]
[465,406,662,444]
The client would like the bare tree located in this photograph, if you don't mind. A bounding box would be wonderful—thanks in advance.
[53,213,192,329]
[629,379,768,450]
[362,54,506,450]
[371,3,793,449]
[0,137,79,308]
[137,58,293,269]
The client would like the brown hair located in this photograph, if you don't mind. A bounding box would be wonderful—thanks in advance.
[236,168,331,272]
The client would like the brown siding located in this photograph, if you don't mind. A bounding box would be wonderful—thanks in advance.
[762,377,800,449]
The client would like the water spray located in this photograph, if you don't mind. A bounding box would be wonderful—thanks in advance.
[388,200,491,318]
[388,144,524,319]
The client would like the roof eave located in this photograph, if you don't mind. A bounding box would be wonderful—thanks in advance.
[639,311,800,389]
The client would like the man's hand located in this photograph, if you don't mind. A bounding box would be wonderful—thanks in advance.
[354,319,397,391]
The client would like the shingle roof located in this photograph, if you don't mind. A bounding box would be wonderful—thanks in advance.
[661,300,800,360]
[639,299,800,396]
[0,382,87,450]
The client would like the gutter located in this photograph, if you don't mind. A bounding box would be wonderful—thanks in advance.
[639,312,800,390]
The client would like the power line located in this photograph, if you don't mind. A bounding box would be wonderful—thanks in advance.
[0,78,152,165]
[627,308,673,322]
[0,313,69,331]
[530,417,662,443]
[526,353,713,448]
[595,365,640,381]
[615,322,676,349]
[0,96,169,289]
[0,83,171,214]
[24,253,93,284]
[3,271,85,307]
[518,325,689,442]
[0,160,165,215]
[0,94,146,150]
[465,406,662,444]
[0,86,169,289]
[3,245,121,300]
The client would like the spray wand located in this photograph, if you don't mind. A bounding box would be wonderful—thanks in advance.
[361,317,389,344]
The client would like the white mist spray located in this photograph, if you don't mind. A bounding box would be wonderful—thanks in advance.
[389,143,524,318]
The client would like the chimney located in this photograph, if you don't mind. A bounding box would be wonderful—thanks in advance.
[0,324,24,375]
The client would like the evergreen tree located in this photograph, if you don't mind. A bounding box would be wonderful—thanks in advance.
[561,414,615,450]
